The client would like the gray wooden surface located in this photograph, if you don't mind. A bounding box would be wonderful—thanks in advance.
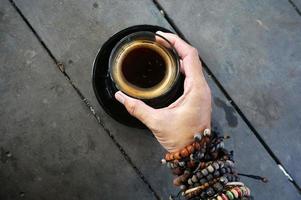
[1,0,300,199]
[158,0,301,187]
[291,0,301,11]
[0,1,154,199]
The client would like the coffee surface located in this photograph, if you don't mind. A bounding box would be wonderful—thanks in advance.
[121,47,166,88]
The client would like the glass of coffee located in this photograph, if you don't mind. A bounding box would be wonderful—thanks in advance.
[109,31,181,107]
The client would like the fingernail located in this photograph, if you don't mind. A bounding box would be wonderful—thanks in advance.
[115,91,125,104]
[156,31,163,35]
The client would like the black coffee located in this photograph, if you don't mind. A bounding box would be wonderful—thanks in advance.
[121,47,166,88]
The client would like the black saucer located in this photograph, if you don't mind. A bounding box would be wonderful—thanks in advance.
[92,25,183,128]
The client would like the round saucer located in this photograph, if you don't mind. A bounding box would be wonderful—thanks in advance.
[92,25,184,128]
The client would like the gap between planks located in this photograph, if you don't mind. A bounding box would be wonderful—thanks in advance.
[8,0,161,199]
[288,0,301,16]
[151,0,301,194]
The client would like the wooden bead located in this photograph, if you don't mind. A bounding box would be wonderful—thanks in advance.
[201,168,209,176]
[173,176,182,186]
[221,193,229,200]
[180,185,186,191]
[187,145,195,154]
[233,187,242,197]
[187,160,195,168]
[180,148,189,157]
[245,187,251,196]
[230,189,239,198]
[226,191,234,200]
[217,196,223,200]
[165,153,171,161]
[213,162,220,170]
[174,152,181,160]
[194,142,201,150]
[180,172,190,182]
[211,152,219,159]
[191,175,198,183]
[207,165,214,173]
[200,162,206,169]
[171,167,183,175]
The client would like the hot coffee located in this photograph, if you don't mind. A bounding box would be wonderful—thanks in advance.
[121,46,166,88]
[109,31,180,100]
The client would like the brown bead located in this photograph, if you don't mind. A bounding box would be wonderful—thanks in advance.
[187,145,195,154]
[180,148,189,157]
[180,173,190,182]
[200,162,206,169]
[210,151,218,159]
[194,142,201,150]
[172,167,183,175]
[165,153,171,161]
[173,176,182,186]
[187,160,196,168]
[174,152,181,160]
[204,183,209,188]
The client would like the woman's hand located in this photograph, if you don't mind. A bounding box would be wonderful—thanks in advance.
[115,31,212,152]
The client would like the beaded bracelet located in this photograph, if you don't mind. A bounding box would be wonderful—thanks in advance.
[163,129,211,162]
[210,185,251,200]
[162,128,252,200]
[184,173,239,199]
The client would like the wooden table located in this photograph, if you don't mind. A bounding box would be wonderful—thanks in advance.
[1,0,300,199]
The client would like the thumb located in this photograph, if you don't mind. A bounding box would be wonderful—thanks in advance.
[115,91,155,125]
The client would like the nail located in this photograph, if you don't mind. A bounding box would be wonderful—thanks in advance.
[115,91,125,104]
[156,31,163,35]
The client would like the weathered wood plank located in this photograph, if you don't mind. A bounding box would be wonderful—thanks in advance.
[291,0,301,11]
[12,0,300,199]
[158,0,301,186]
[0,1,155,199]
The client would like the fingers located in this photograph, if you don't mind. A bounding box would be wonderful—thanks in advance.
[156,31,196,59]
[156,31,203,81]
[115,91,156,125]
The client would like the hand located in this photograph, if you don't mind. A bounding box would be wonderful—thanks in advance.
[115,31,212,152]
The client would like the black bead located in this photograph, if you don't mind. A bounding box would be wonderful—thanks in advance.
[220,167,226,175]
[206,174,213,181]
[213,182,223,192]
[206,187,215,197]
[199,178,207,185]
[200,191,206,199]
[193,183,200,187]
[213,170,220,178]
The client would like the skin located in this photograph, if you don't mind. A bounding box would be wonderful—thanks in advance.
[115,31,212,153]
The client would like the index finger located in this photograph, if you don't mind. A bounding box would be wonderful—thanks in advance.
[156,31,196,59]
[156,31,203,79]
